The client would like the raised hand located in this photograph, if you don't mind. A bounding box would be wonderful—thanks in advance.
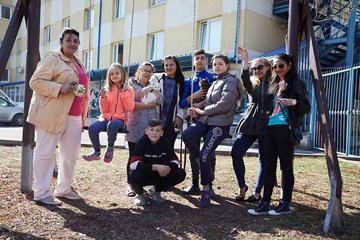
[99,87,107,97]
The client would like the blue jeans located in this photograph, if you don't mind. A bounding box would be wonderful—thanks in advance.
[88,118,125,151]
[182,121,229,186]
[231,134,265,193]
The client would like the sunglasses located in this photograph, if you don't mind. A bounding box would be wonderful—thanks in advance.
[272,64,286,70]
[251,65,264,72]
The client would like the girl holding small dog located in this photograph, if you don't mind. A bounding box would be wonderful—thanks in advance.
[83,63,135,163]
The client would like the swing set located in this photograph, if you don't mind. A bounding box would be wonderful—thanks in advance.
[0,0,346,234]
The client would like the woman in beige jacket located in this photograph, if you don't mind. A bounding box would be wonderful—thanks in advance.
[27,28,90,205]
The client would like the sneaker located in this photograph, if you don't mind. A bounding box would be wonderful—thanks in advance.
[82,152,101,161]
[246,194,262,203]
[54,190,82,200]
[36,196,62,206]
[199,190,211,208]
[209,187,216,199]
[268,201,291,216]
[134,194,147,206]
[103,146,114,163]
[182,185,201,195]
[247,200,271,216]
[126,185,136,197]
[235,185,248,201]
[148,189,166,204]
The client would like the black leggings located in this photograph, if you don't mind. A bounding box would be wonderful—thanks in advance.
[129,168,186,194]
[263,125,294,203]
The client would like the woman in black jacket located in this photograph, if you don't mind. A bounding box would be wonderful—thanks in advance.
[248,53,310,216]
[231,47,273,202]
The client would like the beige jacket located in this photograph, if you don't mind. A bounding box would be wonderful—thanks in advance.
[27,49,90,134]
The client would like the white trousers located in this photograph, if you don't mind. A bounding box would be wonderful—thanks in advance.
[33,115,82,200]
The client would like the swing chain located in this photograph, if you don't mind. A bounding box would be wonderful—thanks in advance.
[127,0,136,79]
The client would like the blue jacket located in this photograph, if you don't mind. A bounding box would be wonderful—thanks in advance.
[179,69,216,108]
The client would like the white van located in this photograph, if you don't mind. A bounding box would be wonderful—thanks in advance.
[0,89,24,125]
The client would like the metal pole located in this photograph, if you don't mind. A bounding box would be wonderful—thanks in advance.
[287,0,301,65]
[0,0,24,79]
[21,0,40,193]
[305,13,345,234]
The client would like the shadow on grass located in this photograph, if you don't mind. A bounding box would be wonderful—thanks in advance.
[0,226,47,240]
[27,187,357,240]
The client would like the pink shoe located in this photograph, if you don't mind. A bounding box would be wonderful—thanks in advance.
[103,146,114,163]
[82,152,101,161]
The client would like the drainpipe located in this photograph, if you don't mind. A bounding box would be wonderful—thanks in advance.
[233,0,241,59]
[96,0,103,69]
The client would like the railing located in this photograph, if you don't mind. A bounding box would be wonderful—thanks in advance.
[312,64,360,156]
[0,81,25,105]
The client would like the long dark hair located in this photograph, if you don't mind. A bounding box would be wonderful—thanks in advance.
[268,53,298,94]
[162,55,185,97]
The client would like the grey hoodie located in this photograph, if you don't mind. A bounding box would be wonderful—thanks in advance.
[199,71,244,126]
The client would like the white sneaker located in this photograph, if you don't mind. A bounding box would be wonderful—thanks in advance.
[148,189,165,204]
[36,196,62,206]
[54,190,82,200]
[134,194,147,206]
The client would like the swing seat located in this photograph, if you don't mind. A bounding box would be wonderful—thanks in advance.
[83,118,129,134]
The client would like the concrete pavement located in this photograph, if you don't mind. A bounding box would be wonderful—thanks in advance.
[0,125,324,157]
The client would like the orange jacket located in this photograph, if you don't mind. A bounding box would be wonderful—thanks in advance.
[99,85,135,121]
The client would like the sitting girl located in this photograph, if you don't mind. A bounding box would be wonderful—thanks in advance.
[83,63,135,163]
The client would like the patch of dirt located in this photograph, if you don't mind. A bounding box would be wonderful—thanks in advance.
[0,146,359,239]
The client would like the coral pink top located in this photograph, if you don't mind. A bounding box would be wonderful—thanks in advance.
[69,63,88,116]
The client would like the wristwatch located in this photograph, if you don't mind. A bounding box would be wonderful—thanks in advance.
[292,99,297,106]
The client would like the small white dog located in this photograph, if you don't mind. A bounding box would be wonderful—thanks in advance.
[141,82,161,104]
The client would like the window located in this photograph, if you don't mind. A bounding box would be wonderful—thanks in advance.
[149,32,164,61]
[0,68,9,82]
[16,67,24,81]
[63,18,70,28]
[16,38,22,54]
[112,43,124,64]
[114,0,125,19]
[44,26,51,44]
[85,8,94,29]
[83,50,93,71]
[1,4,11,20]
[200,19,222,53]
[150,0,166,7]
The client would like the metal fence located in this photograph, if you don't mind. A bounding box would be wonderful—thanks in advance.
[312,64,360,156]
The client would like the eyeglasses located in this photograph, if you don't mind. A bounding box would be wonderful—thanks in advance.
[251,65,264,72]
[272,64,286,70]
[142,69,153,73]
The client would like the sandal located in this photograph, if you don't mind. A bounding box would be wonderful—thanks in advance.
[246,194,262,203]
[235,185,248,201]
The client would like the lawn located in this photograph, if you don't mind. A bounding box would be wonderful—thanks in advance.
[0,146,359,239]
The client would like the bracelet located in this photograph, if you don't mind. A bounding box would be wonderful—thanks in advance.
[292,99,297,106]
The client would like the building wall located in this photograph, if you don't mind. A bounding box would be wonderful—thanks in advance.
[0,0,287,82]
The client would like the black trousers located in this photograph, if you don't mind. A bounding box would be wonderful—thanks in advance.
[129,168,186,194]
[263,125,294,203]
[126,142,137,183]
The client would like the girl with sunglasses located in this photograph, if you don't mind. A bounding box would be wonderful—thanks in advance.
[248,53,310,216]
[231,47,273,203]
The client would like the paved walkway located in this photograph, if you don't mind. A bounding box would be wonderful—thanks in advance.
[0,125,324,157]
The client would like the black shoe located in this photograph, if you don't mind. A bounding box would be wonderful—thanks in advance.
[235,185,248,201]
[182,185,201,195]
[246,194,262,203]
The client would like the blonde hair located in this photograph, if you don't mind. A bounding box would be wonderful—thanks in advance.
[251,57,271,88]
[105,63,126,91]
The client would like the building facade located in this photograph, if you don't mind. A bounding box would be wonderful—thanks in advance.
[0,0,287,82]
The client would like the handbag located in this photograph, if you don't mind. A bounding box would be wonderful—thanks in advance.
[279,104,302,145]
